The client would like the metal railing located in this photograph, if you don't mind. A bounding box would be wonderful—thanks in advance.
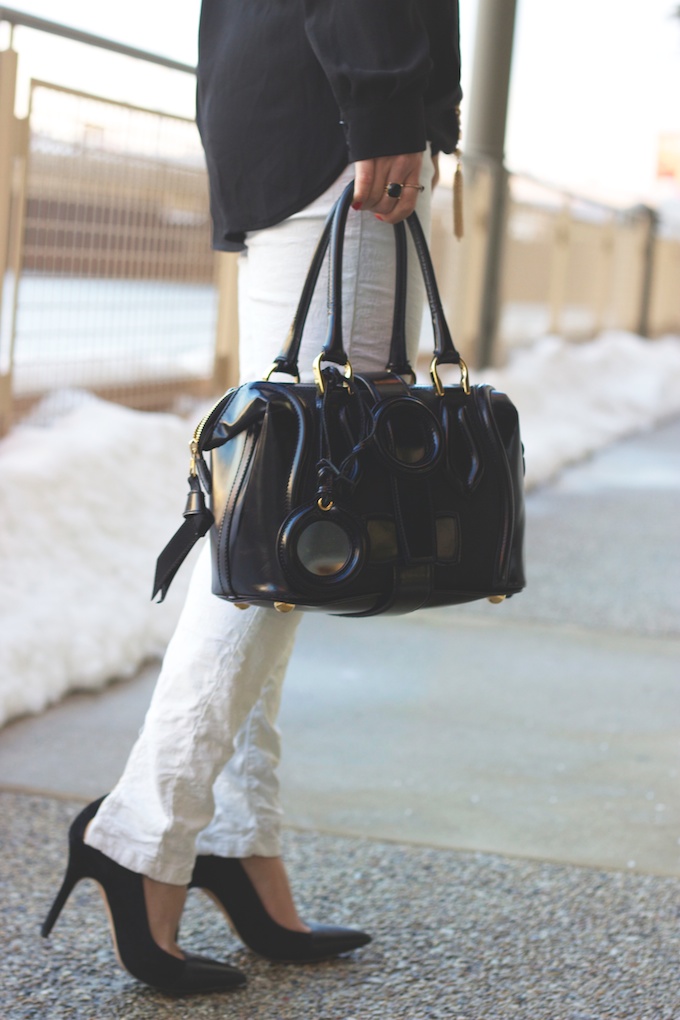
[13,80,218,404]
[428,160,679,368]
[0,8,242,433]
[0,6,195,73]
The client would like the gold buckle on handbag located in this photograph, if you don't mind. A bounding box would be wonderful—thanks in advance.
[313,352,353,395]
[429,355,470,397]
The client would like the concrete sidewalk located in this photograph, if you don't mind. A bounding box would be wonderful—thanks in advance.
[1,419,679,1019]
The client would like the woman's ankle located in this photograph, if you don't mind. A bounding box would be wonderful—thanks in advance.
[84,820,187,958]
[143,876,187,959]
[240,856,310,933]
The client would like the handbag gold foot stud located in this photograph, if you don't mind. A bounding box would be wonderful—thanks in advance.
[234,603,251,610]
[487,595,506,604]
[274,602,296,613]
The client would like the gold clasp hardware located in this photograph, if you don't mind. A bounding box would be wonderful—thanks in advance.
[313,352,353,395]
[274,602,296,613]
[430,356,470,397]
[459,358,470,394]
[487,595,506,604]
[317,496,334,512]
[189,439,200,478]
[263,362,300,383]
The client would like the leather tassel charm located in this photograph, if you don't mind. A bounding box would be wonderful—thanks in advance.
[453,148,464,241]
[152,476,214,602]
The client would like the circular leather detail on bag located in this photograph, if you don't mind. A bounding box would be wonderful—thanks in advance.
[279,504,366,590]
[296,519,353,576]
[371,397,443,474]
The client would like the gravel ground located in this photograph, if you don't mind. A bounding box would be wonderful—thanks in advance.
[2,792,680,1020]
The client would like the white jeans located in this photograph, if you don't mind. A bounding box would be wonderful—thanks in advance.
[86,156,434,885]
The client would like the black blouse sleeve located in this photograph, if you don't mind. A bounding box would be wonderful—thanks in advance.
[302,0,433,162]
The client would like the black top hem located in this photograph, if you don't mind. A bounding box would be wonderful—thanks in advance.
[212,156,350,252]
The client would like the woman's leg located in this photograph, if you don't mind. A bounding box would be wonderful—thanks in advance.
[196,150,434,854]
[84,547,302,885]
[85,153,433,942]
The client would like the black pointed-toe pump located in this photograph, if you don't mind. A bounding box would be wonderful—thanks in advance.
[42,798,247,994]
[190,854,372,962]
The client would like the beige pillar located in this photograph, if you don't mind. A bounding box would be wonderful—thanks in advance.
[548,204,571,336]
[447,164,493,365]
[466,0,518,163]
[636,207,659,338]
[592,217,616,335]
[464,0,519,367]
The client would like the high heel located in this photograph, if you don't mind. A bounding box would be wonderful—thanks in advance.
[190,855,371,962]
[42,798,247,994]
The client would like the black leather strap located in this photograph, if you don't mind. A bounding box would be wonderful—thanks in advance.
[152,476,214,602]
[386,222,412,376]
[405,209,459,365]
[273,181,411,377]
[276,182,364,373]
[322,182,354,366]
[275,181,462,380]
[271,208,336,378]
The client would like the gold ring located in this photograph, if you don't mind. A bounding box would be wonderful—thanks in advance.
[385,182,425,199]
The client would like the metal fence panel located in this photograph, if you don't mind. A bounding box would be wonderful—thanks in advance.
[1,44,678,422]
[10,81,217,416]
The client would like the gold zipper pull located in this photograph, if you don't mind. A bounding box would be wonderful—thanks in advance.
[188,388,235,475]
[189,439,200,478]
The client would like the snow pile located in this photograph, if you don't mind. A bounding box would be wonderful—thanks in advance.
[477,331,680,488]
[1,330,680,727]
[0,395,199,726]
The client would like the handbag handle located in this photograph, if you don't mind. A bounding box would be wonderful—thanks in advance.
[267,181,466,392]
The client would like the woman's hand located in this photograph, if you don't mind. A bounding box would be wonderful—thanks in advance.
[352,152,424,224]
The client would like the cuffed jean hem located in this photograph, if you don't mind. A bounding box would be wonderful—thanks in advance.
[85,823,198,887]
[195,831,283,860]
[86,820,284,885]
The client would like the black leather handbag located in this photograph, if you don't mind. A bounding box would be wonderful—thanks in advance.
[154,182,525,616]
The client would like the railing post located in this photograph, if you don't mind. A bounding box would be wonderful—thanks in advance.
[610,212,646,334]
[0,45,18,435]
[548,203,571,336]
[213,251,240,392]
[593,215,616,335]
[636,205,658,339]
